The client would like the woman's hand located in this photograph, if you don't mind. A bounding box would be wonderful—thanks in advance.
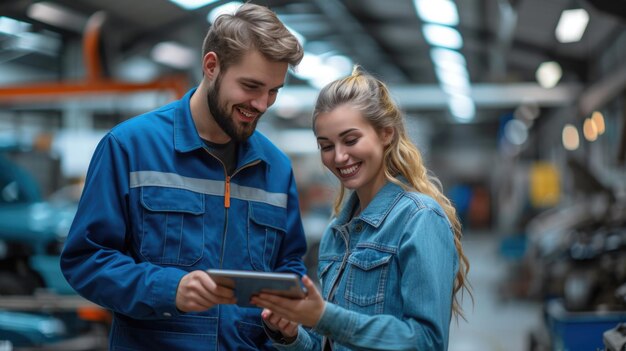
[262,308,299,340]
[252,275,325,328]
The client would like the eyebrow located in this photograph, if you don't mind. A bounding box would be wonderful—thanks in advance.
[316,128,358,141]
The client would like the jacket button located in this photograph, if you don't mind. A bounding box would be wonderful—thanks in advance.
[163,312,172,318]
[355,223,363,232]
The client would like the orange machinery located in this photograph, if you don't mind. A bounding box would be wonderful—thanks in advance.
[0,11,189,104]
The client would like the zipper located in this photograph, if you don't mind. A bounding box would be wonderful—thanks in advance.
[202,149,260,349]
[224,176,231,208]
[224,160,260,208]
[230,160,261,177]
[203,148,261,268]
[203,149,231,268]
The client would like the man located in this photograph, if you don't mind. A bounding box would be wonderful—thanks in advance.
[60,3,307,350]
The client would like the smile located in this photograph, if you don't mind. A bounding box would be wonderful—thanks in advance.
[338,163,361,177]
[237,107,256,121]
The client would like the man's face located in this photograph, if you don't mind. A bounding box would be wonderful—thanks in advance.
[207,50,288,142]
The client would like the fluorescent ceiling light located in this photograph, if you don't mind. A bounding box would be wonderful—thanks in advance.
[555,8,589,43]
[207,2,243,23]
[434,60,469,78]
[168,0,219,10]
[11,32,61,56]
[438,73,471,91]
[536,61,562,88]
[423,24,463,49]
[440,84,471,96]
[117,56,160,82]
[414,0,459,26]
[27,2,86,32]
[309,65,342,89]
[293,52,353,88]
[448,95,475,122]
[151,41,195,69]
[0,16,31,35]
[435,66,469,88]
[294,53,323,80]
[430,47,466,67]
[325,55,353,76]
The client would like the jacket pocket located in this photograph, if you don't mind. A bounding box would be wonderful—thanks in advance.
[140,186,205,266]
[111,313,217,350]
[248,202,286,271]
[235,307,267,347]
[344,248,393,311]
[317,258,336,299]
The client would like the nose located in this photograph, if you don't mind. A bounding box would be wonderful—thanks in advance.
[250,92,271,113]
[334,145,349,164]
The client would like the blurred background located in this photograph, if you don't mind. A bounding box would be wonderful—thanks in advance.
[0,0,625,350]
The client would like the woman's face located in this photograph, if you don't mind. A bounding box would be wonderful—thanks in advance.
[314,104,391,202]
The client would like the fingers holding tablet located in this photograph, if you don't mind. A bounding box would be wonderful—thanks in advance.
[206,269,306,307]
[176,270,237,312]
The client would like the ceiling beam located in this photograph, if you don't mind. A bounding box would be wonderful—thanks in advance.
[276,82,583,111]
[578,62,626,117]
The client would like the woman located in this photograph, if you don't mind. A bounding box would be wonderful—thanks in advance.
[252,67,471,350]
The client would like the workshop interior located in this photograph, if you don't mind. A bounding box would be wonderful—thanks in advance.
[0,0,625,350]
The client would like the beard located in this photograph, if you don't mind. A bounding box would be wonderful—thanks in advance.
[207,73,260,143]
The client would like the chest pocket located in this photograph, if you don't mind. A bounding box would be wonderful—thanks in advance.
[345,248,393,313]
[248,202,286,271]
[317,258,337,299]
[140,187,205,266]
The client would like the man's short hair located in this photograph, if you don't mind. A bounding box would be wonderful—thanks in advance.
[202,3,304,72]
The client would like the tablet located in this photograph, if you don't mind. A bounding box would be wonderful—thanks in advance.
[206,269,306,307]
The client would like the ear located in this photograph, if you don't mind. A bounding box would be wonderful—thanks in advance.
[202,52,220,79]
[381,126,394,146]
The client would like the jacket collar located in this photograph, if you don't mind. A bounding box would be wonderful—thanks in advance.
[173,88,269,166]
[336,179,406,229]
[174,88,203,153]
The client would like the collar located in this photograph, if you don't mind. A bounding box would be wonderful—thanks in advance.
[173,88,270,167]
[336,179,406,229]
[174,88,204,153]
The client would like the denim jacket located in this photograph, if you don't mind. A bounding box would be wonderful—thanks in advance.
[274,180,458,351]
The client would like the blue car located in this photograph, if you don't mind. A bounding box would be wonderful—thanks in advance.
[0,152,75,295]
[0,150,109,349]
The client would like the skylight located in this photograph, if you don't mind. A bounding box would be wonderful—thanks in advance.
[168,0,219,11]
[555,8,589,43]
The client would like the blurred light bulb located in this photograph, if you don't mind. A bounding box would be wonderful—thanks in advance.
[583,118,598,142]
[591,111,605,135]
[562,124,579,150]
[536,61,562,88]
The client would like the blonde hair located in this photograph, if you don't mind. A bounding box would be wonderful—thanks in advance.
[312,66,471,318]
[202,3,303,71]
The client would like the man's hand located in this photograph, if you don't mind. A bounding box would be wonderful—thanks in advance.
[175,270,236,312]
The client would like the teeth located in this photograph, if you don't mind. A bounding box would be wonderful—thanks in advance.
[340,164,358,176]
[238,108,254,118]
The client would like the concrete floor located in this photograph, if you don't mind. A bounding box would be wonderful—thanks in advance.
[449,232,544,351]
